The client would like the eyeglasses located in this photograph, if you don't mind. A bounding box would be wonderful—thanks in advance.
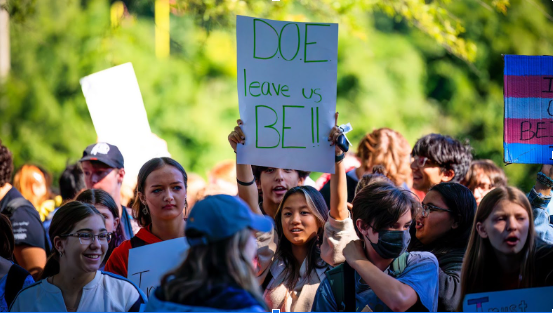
[421,203,453,217]
[410,155,438,168]
[61,232,112,244]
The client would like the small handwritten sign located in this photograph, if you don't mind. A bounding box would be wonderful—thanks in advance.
[504,55,553,164]
[462,286,553,312]
[236,16,339,173]
[127,238,189,298]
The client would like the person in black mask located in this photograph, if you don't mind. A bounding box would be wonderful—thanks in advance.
[312,181,440,312]
[408,182,476,312]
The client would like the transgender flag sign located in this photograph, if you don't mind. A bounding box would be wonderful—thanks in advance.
[504,55,553,164]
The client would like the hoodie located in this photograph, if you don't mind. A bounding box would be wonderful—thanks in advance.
[145,284,266,312]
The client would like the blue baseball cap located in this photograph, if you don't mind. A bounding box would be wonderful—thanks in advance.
[186,194,273,246]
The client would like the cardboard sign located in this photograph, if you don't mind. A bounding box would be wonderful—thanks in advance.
[462,286,553,312]
[236,16,339,173]
[127,238,189,298]
[80,63,171,188]
[504,55,553,164]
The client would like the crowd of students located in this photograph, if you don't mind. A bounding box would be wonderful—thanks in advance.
[1,114,553,312]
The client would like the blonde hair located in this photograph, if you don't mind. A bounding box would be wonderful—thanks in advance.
[161,228,266,309]
[356,128,411,187]
[459,186,535,309]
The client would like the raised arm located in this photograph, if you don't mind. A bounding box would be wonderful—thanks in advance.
[329,121,349,221]
[228,119,262,215]
[530,164,553,244]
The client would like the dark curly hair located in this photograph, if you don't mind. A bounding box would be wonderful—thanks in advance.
[411,133,473,183]
[0,139,13,188]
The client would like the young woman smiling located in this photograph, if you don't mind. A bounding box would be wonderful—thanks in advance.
[104,157,188,277]
[252,124,351,312]
[408,182,476,311]
[75,189,125,270]
[10,201,145,312]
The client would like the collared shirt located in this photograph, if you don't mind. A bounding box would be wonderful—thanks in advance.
[9,271,146,312]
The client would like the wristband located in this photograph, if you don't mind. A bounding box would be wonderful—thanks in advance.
[537,172,553,188]
[237,177,256,186]
[335,153,345,163]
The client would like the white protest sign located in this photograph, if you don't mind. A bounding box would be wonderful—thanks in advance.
[80,63,171,188]
[127,238,189,298]
[462,286,553,312]
[236,16,339,174]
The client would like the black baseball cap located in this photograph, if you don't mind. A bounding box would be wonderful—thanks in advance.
[80,142,124,169]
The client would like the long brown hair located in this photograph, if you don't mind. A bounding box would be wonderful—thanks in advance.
[41,201,104,279]
[160,228,267,309]
[274,186,328,289]
[459,186,535,308]
[133,157,188,227]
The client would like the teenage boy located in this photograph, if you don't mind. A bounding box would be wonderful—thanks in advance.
[410,133,473,193]
[80,142,138,239]
[0,140,48,279]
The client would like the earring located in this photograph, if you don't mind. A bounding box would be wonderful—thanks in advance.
[142,205,149,215]
[59,251,64,257]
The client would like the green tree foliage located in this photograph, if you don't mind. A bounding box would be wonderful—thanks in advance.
[0,0,551,190]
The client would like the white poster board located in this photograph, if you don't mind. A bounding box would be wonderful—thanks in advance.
[236,16,339,173]
[127,238,189,298]
[462,286,553,312]
[80,63,171,188]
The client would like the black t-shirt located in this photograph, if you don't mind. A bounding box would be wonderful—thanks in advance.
[319,169,359,208]
[0,187,48,252]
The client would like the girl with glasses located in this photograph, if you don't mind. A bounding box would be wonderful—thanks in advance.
[76,189,125,270]
[408,182,477,311]
[9,201,146,312]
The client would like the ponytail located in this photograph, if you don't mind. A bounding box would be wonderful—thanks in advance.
[40,251,60,279]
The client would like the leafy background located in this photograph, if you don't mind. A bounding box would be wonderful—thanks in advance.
[1,0,551,190]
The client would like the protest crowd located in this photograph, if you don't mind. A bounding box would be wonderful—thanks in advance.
[2,7,553,311]
[1,115,553,312]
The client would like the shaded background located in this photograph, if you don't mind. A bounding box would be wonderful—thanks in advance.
[1,0,551,190]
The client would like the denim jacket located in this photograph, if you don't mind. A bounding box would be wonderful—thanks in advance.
[528,188,553,245]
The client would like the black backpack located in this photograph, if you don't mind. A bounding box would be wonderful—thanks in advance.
[1,198,31,217]
[5,264,31,308]
[1,197,51,255]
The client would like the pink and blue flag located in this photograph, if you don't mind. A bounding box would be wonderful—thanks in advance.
[504,55,553,164]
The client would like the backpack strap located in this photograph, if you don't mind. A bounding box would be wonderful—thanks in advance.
[389,252,410,278]
[130,236,147,249]
[5,264,30,307]
[1,198,32,217]
[261,271,273,291]
[325,263,356,312]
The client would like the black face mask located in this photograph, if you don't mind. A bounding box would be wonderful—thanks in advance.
[366,229,411,259]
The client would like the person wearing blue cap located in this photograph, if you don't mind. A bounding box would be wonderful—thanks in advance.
[145,194,272,312]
